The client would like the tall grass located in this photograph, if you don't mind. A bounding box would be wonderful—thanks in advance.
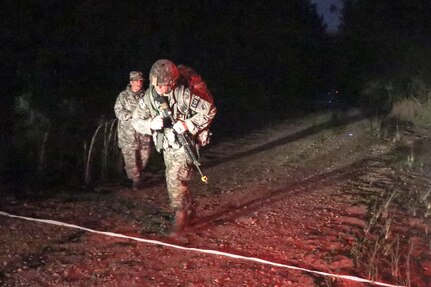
[364,76,431,127]
[84,118,119,186]
[101,119,118,181]
[38,131,49,174]
[351,163,431,285]
[84,121,104,185]
[391,97,431,127]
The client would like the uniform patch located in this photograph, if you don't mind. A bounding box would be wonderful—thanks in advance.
[200,102,208,111]
[191,97,200,109]
[190,95,211,114]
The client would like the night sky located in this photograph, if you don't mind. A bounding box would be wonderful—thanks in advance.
[312,0,343,33]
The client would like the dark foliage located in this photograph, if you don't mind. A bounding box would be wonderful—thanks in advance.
[337,0,431,107]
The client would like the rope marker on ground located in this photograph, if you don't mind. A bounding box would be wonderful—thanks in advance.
[0,210,404,287]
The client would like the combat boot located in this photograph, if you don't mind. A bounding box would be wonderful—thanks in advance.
[185,206,196,224]
[173,210,187,232]
[132,178,142,190]
[169,210,190,243]
[172,206,196,231]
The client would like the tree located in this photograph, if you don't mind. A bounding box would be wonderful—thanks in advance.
[338,0,431,107]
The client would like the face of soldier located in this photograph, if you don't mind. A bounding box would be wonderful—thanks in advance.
[154,85,171,95]
[130,80,143,92]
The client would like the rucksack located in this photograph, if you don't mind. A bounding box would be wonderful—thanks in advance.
[177,64,214,147]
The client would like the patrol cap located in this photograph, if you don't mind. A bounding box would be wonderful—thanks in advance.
[129,71,144,81]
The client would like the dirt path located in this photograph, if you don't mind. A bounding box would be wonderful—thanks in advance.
[1,110,430,287]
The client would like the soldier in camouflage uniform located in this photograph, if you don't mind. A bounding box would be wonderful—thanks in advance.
[132,59,216,233]
[114,71,152,190]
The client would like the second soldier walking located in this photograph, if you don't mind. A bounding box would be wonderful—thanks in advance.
[114,71,152,190]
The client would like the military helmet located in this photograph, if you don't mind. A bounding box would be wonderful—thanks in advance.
[149,59,180,87]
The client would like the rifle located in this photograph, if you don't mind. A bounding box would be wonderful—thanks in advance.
[154,94,208,184]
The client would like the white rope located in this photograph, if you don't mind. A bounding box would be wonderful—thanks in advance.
[0,210,404,287]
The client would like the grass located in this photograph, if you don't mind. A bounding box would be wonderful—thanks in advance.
[343,112,431,285]
[390,97,431,128]
[350,156,431,285]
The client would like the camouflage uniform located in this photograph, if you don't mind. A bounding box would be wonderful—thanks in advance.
[114,72,152,186]
[132,76,216,212]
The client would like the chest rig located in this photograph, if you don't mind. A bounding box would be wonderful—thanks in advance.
[147,86,193,151]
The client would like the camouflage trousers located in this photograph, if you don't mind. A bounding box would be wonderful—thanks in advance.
[163,146,193,211]
[121,146,151,180]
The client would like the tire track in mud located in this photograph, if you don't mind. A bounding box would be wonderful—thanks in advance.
[185,156,401,286]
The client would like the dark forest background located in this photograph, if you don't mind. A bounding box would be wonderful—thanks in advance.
[1,0,431,190]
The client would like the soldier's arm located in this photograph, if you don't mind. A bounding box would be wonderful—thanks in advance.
[184,93,217,135]
[131,98,153,135]
[114,93,132,121]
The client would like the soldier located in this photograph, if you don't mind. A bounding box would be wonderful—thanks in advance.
[114,71,152,190]
[132,59,216,234]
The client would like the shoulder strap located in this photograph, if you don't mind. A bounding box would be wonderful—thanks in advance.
[145,87,161,118]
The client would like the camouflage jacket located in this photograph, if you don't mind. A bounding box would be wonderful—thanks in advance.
[132,85,216,152]
[114,85,151,149]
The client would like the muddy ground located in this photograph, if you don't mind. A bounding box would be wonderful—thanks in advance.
[1,109,431,287]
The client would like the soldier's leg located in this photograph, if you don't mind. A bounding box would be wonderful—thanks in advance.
[137,135,152,176]
[164,147,194,231]
[137,144,151,175]
[121,148,141,189]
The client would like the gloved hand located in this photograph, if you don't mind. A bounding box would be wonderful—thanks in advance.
[150,116,164,130]
[173,120,188,134]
